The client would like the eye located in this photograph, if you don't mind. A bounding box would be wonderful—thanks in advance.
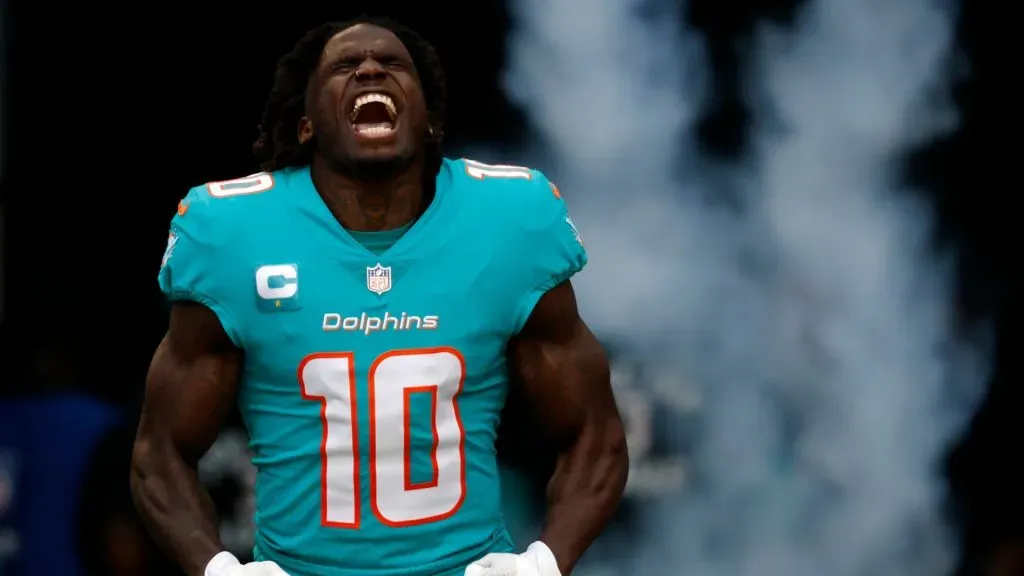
[331,58,359,73]
[380,57,406,70]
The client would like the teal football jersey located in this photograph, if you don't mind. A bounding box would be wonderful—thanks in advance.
[157,158,587,576]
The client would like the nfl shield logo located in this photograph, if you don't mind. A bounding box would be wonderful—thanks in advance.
[366,263,392,295]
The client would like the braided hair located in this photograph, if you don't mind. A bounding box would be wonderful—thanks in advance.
[252,16,447,177]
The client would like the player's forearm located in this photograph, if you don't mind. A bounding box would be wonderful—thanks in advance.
[539,416,628,574]
[130,437,223,576]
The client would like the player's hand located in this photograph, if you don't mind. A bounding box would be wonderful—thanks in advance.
[205,551,292,576]
[464,541,561,576]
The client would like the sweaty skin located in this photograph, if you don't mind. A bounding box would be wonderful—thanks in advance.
[508,282,629,575]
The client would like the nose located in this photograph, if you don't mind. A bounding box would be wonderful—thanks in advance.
[354,58,386,82]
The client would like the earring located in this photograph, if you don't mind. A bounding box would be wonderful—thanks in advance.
[299,122,314,144]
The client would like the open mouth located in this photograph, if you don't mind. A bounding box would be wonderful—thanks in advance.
[349,93,398,138]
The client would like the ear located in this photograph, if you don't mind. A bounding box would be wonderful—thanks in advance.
[298,116,314,144]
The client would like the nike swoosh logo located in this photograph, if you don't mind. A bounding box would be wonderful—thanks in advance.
[177,200,189,216]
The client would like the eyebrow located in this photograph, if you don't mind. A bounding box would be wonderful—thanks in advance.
[327,36,409,57]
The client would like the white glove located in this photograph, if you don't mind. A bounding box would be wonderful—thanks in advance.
[465,541,562,576]
[205,551,291,576]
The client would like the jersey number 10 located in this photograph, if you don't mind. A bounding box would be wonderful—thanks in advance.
[298,347,466,529]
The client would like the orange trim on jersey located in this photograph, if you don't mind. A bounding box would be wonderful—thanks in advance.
[462,159,533,181]
[297,352,361,529]
[207,172,276,198]
[368,347,467,528]
[403,385,441,491]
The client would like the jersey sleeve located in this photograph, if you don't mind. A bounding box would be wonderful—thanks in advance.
[510,170,589,334]
[157,186,245,347]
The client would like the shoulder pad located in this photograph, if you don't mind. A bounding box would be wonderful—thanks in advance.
[171,172,280,244]
[451,159,587,333]
[157,172,280,346]
[453,158,567,231]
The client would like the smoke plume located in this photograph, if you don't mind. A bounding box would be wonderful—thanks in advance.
[501,0,988,574]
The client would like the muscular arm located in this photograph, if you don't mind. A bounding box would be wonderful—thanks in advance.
[508,282,629,575]
[130,302,242,576]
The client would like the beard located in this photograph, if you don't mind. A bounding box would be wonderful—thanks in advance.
[317,129,420,183]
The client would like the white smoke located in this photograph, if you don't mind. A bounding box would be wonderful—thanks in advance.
[502,0,988,574]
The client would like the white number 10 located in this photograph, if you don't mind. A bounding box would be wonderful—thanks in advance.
[298,347,467,528]
[463,159,533,180]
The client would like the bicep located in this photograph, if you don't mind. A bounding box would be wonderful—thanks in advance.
[508,282,615,447]
[137,302,242,463]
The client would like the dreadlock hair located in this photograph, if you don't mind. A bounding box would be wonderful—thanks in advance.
[252,16,447,180]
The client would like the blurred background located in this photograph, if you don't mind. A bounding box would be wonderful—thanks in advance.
[0,0,1020,575]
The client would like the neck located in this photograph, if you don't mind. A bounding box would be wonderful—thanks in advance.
[310,155,427,232]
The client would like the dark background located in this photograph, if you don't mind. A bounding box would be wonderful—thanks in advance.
[1,0,1020,574]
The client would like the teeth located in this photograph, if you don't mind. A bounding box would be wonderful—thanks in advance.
[354,122,395,137]
[351,93,397,121]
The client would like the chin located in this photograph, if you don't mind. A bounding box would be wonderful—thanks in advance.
[329,126,420,180]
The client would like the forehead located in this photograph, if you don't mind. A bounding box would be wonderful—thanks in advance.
[322,24,412,61]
